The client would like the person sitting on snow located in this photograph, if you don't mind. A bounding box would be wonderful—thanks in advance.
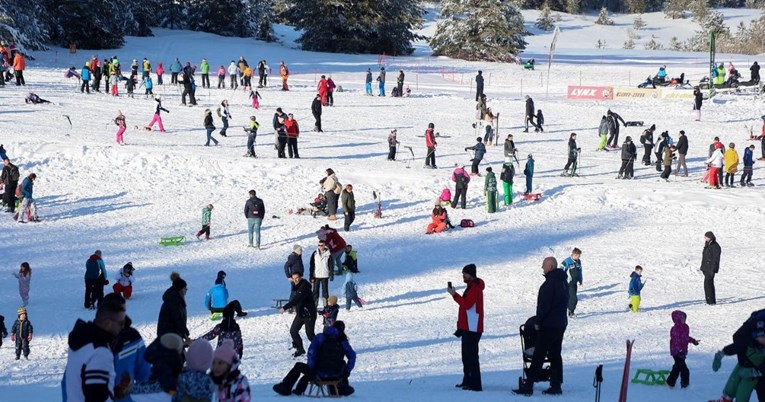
[309,193,328,217]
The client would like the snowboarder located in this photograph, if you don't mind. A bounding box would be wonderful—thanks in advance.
[280,61,289,91]
[524,154,535,194]
[13,262,31,307]
[311,94,323,132]
[560,249,582,318]
[245,116,258,158]
[500,162,514,206]
[618,136,637,179]
[377,67,386,96]
[451,164,471,209]
[661,145,677,181]
[113,262,134,300]
[204,109,219,146]
[387,129,399,161]
[723,143,739,187]
[196,204,213,240]
[693,86,703,121]
[675,130,689,176]
[666,310,699,388]
[562,133,580,177]
[424,123,437,168]
[475,70,484,101]
[365,68,373,95]
[628,265,645,312]
[640,124,655,165]
[285,114,300,158]
[484,166,498,213]
[465,137,486,176]
[523,95,537,132]
[606,109,627,148]
[740,144,755,186]
[218,100,231,137]
[10,307,32,360]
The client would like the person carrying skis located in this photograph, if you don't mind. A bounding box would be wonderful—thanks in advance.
[146,96,168,132]
[640,124,655,165]
[484,166,498,213]
[451,164,471,209]
[465,137,486,176]
[387,129,399,161]
[607,109,626,149]
[500,162,515,206]
[114,111,126,145]
[524,154,535,194]
[425,123,437,169]
[562,133,580,177]
[618,136,637,180]
[560,249,582,318]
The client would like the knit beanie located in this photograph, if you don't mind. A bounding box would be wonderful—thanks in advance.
[213,339,237,366]
[462,263,477,277]
[186,339,214,372]
[160,333,184,353]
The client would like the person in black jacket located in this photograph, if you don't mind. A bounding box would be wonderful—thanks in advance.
[514,257,568,396]
[181,70,196,106]
[244,190,265,249]
[693,86,703,121]
[750,62,760,84]
[311,94,323,132]
[655,131,669,172]
[562,133,580,177]
[640,124,655,166]
[272,107,287,151]
[618,136,637,179]
[675,130,688,176]
[1,158,20,213]
[203,109,218,147]
[715,310,765,401]
[524,95,538,133]
[700,231,721,305]
[284,245,304,299]
[279,271,317,357]
[475,71,484,102]
[606,109,626,148]
[157,272,190,343]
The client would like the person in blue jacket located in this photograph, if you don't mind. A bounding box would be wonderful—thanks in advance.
[524,154,535,194]
[628,265,645,313]
[17,173,38,223]
[740,144,755,187]
[656,65,668,83]
[103,293,152,402]
[272,321,356,396]
[169,58,181,85]
[80,62,91,93]
[0,144,7,161]
[84,249,108,309]
[205,271,246,320]
[560,248,582,318]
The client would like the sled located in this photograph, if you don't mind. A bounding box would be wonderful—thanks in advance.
[624,121,644,127]
[159,236,186,246]
[524,193,542,201]
[630,369,669,386]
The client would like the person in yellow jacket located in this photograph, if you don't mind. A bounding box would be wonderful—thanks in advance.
[714,63,726,86]
[723,143,739,187]
[243,65,253,90]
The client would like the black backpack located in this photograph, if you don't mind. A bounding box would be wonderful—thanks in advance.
[316,335,345,375]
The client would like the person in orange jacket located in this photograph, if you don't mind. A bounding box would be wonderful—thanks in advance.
[426,204,447,234]
[280,61,289,91]
[12,52,25,86]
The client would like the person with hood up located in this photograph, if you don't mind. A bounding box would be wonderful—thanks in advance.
[484,167,497,213]
[211,339,252,402]
[448,264,485,392]
[451,164,471,209]
[317,75,329,106]
[514,257,568,396]
[157,272,190,343]
[666,310,699,388]
[700,231,721,305]
[618,136,637,180]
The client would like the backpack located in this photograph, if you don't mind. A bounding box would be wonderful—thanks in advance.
[333,183,342,195]
[460,219,475,228]
[315,336,345,375]
[456,173,469,188]
[639,133,646,145]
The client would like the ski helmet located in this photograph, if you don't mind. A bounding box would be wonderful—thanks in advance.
[428,122,434,129]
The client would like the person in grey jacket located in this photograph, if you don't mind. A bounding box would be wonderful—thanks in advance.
[503,134,517,163]
[466,137,486,176]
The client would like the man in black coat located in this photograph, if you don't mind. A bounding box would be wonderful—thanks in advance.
[157,274,190,343]
[475,71,484,102]
[715,310,765,400]
[284,245,304,299]
[618,136,637,179]
[675,130,689,176]
[640,125,655,166]
[280,271,317,357]
[514,256,568,396]
[311,94,323,132]
[523,95,538,132]
[700,231,721,305]
[1,158,19,213]
[606,109,626,148]
[750,61,760,83]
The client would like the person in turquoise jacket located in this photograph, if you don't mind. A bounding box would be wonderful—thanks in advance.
[628,265,645,312]
[169,58,181,84]
[524,154,535,194]
[560,248,582,317]
[196,204,213,240]
[80,62,91,93]
[205,272,229,320]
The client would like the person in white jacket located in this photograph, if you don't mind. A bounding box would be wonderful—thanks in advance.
[227,61,238,89]
[706,142,724,189]
[113,262,134,300]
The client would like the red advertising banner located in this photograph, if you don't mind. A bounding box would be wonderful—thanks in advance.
[567,86,614,100]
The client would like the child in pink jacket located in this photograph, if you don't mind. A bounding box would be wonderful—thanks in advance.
[667,310,699,388]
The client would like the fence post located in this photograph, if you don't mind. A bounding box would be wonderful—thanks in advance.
[520,79,523,97]
[540,71,543,87]
[416,73,418,90]
[628,71,631,86]
[489,72,492,87]
[579,71,582,86]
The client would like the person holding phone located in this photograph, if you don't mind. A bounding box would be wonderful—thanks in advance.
[447,264,485,392]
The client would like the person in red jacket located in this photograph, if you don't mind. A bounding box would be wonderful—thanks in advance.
[284,114,300,158]
[425,123,437,168]
[316,225,347,274]
[317,75,329,106]
[448,263,484,391]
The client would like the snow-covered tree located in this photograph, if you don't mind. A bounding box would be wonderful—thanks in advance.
[644,37,664,49]
[0,0,52,52]
[565,0,580,14]
[623,38,636,48]
[633,15,647,30]
[286,0,424,54]
[669,36,684,50]
[430,0,527,62]
[689,0,711,22]
[51,0,125,49]
[536,4,555,31]
[663,0,687,19]
[595,7,614,25]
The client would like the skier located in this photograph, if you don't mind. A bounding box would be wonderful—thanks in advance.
[142,58,151,79]
[740,144,755,186]
[200,58,210,88]
[216,65,225,89]
[465,137,486,176]
[562,133,580,177]
[242,64,253,91]
[146,96,168,132]
[693,86,703,121]
[284,113,300,158]
[249,89,261,110]
[524,154,535,194]
[706,143,724,189]
[500,162,515,206]
[113,262,135,300]
[257,59,266,87]
[628,265,645,312]
[639,124,655,165]
[365,68,373,95]
[484,166,498,213]
[377,67,386,96]
[387,129,399,161]
[204,109,219,146]
[218,100,231,137]
[114,111,126,145]
[196,204,213,240]
[227,61,238,89]
[666,310,699,388]
[311,94,323,132]
[451,164,471,209]
[280,61,289,91]
[560,248,582,318]
[80,62,91,93]
[317,75,329,106]
[675,130,689,177]
[661,144,677,181]
[504,134,517,163]
[245,116,258,158]
[606,109,627,148]
[424,123,437,169]
[523,95,537,132]
[723,143,739,187]
[475,70,484,102]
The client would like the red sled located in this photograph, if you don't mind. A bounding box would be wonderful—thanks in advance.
[524,193,542,201]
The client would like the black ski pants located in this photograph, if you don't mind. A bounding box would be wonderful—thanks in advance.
[80,79,90,93]
[290,312,315,353]
[84,278,104,309]
[661,164,672,179]
[703,271,716,305]
[666,354,689,387]
[197,224,210,238]
[171,72,178,84]
[277,137,287,158]
[607,130,619,147]
[14,70,24,86]
[344,210,355,232]
[201,73,210,88]
[425,147,436,167]
[460,330,482,390]
[313,278,329,307]
[452,187,468,209]
[529,327,565,386]
[3,182,17,211]
[741,166,753,184]
[388,146,396,160]
[287,138,299,158]
[313,113,322,132]
[564,157,576,171]
[470,158,481,175]
[642,145,653,165]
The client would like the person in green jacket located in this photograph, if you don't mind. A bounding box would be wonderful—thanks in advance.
[714,63,726,86]
[200,58,210,88]
[500,162,515,205]
[196,204,214,240]
[484,167,498,213]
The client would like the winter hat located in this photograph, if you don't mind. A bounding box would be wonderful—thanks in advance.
[650,124,656,130]
[525,95,530,100]
[171,272,187,291]
[160,333,184,353]
[462,263,477,277]
[486,166,492,172]
[752,311,765,339]
[293,244,303,255]
[186,339,214,372]
[276,107,283,113]
[213,339,237,366]
[476,137,482,142]
[625,136,632,142]
[715,142,723,149]
[528,154,533,159]
[328,295,338,305]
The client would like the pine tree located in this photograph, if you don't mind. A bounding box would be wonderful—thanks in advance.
[243,0,275,41]
[625,0,647,13]
[120,1,157,37]
[565,0,580,14]
[286,0,424,54]
[51,0,124,49]
[430,0,527,62]
[669,36,684,50]
[633,15,647,30]
[689,0,710,22]
[0,0,52,51]
[536,4,555,31]
[623,38,636,49]
[663,0,687,19]
[595,7,614,25]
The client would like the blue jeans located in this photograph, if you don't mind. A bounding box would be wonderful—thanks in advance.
[331,250,344,274]
[365,82,372,95]
[345,281,362,309]
[378,82,385,96]
[247,218,262,246]
[205,128,218,146]
[246,133,256,155]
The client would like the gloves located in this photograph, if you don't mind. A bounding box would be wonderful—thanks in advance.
[691,339,699,346]
[10,334,14,342]
[27,334,32,342]
[712,351,724,372]
[738,367,762,379]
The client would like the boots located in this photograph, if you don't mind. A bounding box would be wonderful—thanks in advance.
[327,214,337,221]
[272,382,292,396]
[512,377,533,396]
[542,384,563,395]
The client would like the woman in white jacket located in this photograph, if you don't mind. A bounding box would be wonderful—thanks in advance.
[705,143,724,189]
[113,262,135,299]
